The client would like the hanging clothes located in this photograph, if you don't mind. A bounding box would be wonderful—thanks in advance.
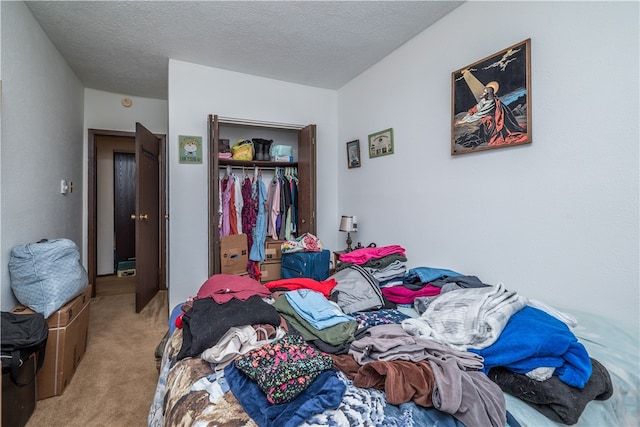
[249,175,267,262]
[278,171,292,240]
[220,175,233,238]
[242,176,257,252]
[284,168,296,240]
[228,176,238,235]
[266,173,281,240]
[234,174,243,234]
[218,176,224,234]
[290,169,299,238]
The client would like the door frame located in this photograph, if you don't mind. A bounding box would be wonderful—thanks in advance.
[88,128,167,298]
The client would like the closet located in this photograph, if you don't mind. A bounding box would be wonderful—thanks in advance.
[208,114,317,276]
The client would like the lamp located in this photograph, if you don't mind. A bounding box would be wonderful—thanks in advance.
[339,215,357,252]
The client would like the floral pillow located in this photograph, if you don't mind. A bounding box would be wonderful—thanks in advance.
[234,334,333,404]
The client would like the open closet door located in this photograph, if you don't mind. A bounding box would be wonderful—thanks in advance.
[134,122,160,312]
[297,124,317,235]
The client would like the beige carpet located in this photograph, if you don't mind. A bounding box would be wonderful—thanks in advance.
[94,274,136,297]
[27,290,169,427]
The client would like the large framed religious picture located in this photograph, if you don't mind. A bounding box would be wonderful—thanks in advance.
[451,38,532,155]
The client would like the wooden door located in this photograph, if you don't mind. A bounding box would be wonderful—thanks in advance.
[134,123,160,312]
[113,152,136,266]
[297,124,317,235]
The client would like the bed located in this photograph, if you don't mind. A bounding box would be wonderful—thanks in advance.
[148,259,639,427]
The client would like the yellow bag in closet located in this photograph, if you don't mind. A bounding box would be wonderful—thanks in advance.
[231,140,254,161]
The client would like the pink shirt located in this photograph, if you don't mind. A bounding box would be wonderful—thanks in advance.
[381,284,441,304]
[339,245,406,264]
[197,274,271,304]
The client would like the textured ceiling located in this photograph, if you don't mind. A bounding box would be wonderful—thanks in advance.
[25,1,464,100]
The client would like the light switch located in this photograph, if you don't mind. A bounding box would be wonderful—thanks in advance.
[60,180,68,194]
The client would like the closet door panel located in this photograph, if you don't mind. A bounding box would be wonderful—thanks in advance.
[209,115,221,275]
[297,124,317,235]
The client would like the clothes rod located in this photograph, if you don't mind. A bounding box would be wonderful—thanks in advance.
[222,165,297,172]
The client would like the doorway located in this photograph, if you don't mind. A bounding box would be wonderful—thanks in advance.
[113,152,136,269]
[88,129,167,306]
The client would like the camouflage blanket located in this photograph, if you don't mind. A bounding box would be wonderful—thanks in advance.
[148,329,258,427]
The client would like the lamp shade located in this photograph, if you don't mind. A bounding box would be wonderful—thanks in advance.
[339,215,356,232]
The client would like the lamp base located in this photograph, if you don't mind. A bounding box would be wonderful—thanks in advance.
[345,232,353,252]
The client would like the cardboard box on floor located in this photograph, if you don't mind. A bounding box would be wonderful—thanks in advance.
[220,234,249,274]
[265,238,285,261]
[259,261,282,283]
[11,285,92,400]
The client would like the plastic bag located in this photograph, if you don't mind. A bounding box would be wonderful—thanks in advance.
[270,144,292,157]
[9,238,88,318]
[231,139,254,161]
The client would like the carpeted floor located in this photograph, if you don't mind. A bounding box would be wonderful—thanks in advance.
[94,274,136,297]
[26,290,169,427]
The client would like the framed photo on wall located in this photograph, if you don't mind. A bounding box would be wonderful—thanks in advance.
[368,128,394,158]
[451,38,532,155]
[346,139,361,168]
[179,135,203,164]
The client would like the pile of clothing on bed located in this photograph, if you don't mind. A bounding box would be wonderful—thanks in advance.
[150,245,613,427]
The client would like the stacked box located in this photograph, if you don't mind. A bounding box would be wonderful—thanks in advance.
[259,261,281,283]
[11,285,92,400]
[220,234,249,274]
[261,238,284,282]
[265,239,285,261]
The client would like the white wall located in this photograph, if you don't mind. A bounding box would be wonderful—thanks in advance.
[167,60,338,310]
[83,89,168,272]
[338,1,639,335]
[1,1,85,310]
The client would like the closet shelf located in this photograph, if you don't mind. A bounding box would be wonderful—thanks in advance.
[219,158,298,168]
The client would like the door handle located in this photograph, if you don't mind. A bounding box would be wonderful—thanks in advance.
[130,214,149,220]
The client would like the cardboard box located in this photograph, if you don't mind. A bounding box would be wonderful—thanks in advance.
[220,234,249,274]
[265,239,285,261]
[36,302,90,399]
[10,285,91,330]
[11,286,92,400]
[259,261,282,283]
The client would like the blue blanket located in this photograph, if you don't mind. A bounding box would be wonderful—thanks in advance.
[225,364,345,427]
[470,306,592,388]
[403,266,462,285]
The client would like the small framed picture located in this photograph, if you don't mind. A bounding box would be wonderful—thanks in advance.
[368,128,394,158]
[178,135,203,164]
[346,139,361,169]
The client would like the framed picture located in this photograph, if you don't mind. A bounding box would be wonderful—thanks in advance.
[179,135,203,164]
[451,38,532,155]
[368,128,394,158]
[346,139,361,168]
